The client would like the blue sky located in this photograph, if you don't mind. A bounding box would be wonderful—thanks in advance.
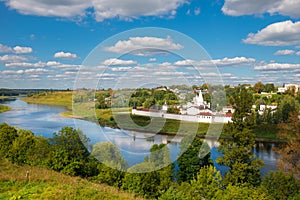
[0,0,300,89]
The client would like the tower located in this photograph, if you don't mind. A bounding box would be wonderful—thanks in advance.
[196,90,204,106]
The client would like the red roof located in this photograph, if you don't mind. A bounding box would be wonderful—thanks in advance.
[225,113,233,117]
[199,112,212,116]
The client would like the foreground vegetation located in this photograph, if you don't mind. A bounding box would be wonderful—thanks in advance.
[0,105,10,113]
[0,160,142,200]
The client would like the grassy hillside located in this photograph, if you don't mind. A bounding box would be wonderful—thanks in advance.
[0,105,11,113]
[0,160,142,200]
[22,91,73,109]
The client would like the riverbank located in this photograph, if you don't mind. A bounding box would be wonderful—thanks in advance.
[0,105,11,113]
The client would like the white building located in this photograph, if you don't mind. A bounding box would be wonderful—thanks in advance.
[278,83,300,93]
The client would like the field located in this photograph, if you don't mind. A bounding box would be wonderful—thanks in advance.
[0,160,142,200]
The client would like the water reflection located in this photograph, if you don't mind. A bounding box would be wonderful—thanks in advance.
[0,99,279,175]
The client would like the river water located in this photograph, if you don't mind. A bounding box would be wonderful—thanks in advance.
[0,99,280,176]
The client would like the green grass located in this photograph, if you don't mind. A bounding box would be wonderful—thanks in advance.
[0,105,11,113]
[0,160,143,200]
[22,91,73,109]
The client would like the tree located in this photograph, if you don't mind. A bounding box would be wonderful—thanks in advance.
[261,171,300,200]
[48,127,90,176]
[263,83,275,93]
[213,184,269,200]
[253,81,264,93]
[177,135,212,183]
[91,142,128,188]
[122,144,173,198]
[0,123,18,159]
[276,112,300,179]
[188,165,223,199]
[143,97,156,108]
[276,95,299,122]
[217,86,263,186]
[9,129,36,165]
[122,162,161,199]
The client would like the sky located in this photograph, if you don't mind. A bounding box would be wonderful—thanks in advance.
[0,0,300,89]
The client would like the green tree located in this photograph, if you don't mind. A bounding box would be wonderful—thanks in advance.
[263,83,275,93]
[213,184,269,200]
[9,130,36,165]
[48,127,90,176]
[261,171,300,200]
[253,81,264,93]
[177,135,212,183]
[276,112,300,178]
[0,123,18,159]
[122,162,161,199]
[217,86,263,186]
[188,165,223,199]
[276,95,299,122]
[91,142,128,188]
[143,97,156,108]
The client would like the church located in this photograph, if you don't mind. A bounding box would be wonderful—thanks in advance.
[181,90,212,115]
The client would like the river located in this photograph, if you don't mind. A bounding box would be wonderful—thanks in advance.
[0,99,280,176]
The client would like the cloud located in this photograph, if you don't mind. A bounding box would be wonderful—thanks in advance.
[92,0,185,21]
[174,57,256,67]
[5,61,46,68]
[104,36,183,56]
[54,51,77,59]
[4,0,185,21]
[0,55,29,63]
[243,20,300,46]
[24,68,54,74]
[13,46,33,54]
[111,67,132,72]
[296,51,300,56]
[254,62,300,70]
[101,58,137,66]
[149,58,157,62]
[274,49,295,55]
[0,44,12,53]
[194,8,201,15]
[222,0,300,18]
[1,70,24,75]
[46,61,81,70]
[4,0,90,18]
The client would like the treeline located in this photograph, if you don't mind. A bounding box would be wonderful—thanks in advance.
[0,88,70,97]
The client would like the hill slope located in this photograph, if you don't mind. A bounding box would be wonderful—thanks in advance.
[0,160,142,200]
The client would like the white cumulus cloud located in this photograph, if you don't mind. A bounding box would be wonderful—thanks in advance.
[0,44,12,53]
[13,46,33,54]
[54,51,77,59]
[222,0,300,18]
[104,36,183,56]
[174,57,256,67]
[243,20,300,46]
[0,55,29,63]
[5,61,46,68]
[92,0,185,21]
[4,0,186,21]
[4,0,90,18]
[254,62,300,70]
[102,58,137,66]
[274,49,295,55]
